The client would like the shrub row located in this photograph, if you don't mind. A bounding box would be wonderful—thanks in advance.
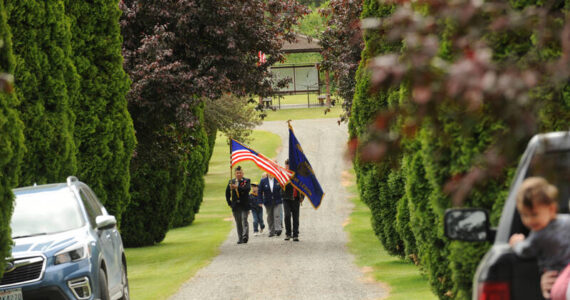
[351,0,570,299]
[0,0,24,280]
[0,0,212,263]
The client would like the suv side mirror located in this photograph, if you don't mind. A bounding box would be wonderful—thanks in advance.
[444,208,492,242]
[95,215,117,230]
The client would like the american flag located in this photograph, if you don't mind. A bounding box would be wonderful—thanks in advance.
[257,51,266,65]
[230,139,293,186]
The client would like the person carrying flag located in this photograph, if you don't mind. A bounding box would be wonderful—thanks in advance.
[282,159,304,241]
[225,166,251,244]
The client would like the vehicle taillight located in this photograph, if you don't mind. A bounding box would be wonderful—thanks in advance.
[478,281,510,300]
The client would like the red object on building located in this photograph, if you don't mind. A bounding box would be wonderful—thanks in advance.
[258,51,266,65]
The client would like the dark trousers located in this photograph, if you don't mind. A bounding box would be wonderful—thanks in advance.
[232,208,249,242]
[283,200,300,237]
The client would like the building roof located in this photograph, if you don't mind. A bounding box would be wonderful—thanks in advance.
[281,34,322,53]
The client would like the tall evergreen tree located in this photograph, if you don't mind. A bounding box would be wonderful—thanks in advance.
[0,0,25,280]
[7,0,79,186]
[171,102,208,228]
[64,0,136,224]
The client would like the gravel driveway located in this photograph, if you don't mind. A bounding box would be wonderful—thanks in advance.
[169,118,387,300]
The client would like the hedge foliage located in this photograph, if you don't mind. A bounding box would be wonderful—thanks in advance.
[351,0,570,299]
[121,98,209,246]
[0,0,24,280]
[7,0,78,186]
[65,0,136,225]
[171,102,208,228]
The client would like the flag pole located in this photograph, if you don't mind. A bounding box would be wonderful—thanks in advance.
[229,136,233,182]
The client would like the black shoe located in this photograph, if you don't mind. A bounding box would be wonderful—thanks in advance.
[243,237,248,243]
[268,232,275,237]
[237,240,243,244]
[284,236,291,241]
[293,237,299,242]
[276,230,282,236]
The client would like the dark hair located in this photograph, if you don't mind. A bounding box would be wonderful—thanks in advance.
[285,159,289,165]
[235,165,242,171]
[517,177,558,209]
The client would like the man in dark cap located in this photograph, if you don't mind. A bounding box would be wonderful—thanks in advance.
[282,159,304,241]
[226,166,251,244]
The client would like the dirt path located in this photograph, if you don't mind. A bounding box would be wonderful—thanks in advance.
[169,118,387,300]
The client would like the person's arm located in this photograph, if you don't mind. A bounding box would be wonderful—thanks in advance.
[541,270,559,299]
[510,232,539,258]
[225,180,232,207]
[259,180,265,205]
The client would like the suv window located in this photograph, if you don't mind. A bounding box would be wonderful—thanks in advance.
[527,149,570,213]
[511,149,570,236]
[11,188,85,238]
[79,188,103,227]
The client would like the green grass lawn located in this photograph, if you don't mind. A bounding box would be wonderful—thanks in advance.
[125,130,281,300]
[344,170,437,300]
[263,105,344,121]
[274,93,341,105]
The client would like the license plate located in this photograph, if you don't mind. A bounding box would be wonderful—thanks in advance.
[0,288,22,300]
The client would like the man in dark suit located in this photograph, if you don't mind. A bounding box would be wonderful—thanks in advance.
[282,159,304,241]
[225,166,251,244]
[259,173,283,237]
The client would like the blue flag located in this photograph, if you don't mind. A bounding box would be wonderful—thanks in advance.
[288,124,324,209]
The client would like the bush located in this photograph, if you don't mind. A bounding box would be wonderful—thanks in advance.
[396,157,417,262]
[172,102,208,228]
[7,0,78,186]
[0,0,24,280]
[121,131,181,247]
[65,0,136,225]
[352,0,570,298]
[122,98,208,245]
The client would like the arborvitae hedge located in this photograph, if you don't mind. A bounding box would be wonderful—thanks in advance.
[350,0,405,256]
[0,0,24,280]
[352,0,570,299]
[204,126,217,175]
[171,102,208,228]
[121,128,181,247]
[396,156,416,262]
[7,0,78,186]
[121,97,208,246]
[65,0,136,225]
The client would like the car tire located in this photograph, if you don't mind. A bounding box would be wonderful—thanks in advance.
[119,262,130,300]
[99,268,110,300]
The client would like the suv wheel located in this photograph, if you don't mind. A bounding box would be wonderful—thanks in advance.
[120,262,130,300]
[99,269,110,300]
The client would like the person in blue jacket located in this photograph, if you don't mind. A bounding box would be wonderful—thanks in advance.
[249,182,265,236]
[259,173,283,237]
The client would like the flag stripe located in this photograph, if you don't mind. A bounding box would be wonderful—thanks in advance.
[231,152,291,185]
[230,140,292,186]
[232,154,291,185]
[231,152,288,184]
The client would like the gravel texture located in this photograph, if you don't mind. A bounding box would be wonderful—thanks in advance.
[169,118,387,300]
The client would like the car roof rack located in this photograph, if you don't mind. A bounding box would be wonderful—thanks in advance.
[67,176,79,187]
